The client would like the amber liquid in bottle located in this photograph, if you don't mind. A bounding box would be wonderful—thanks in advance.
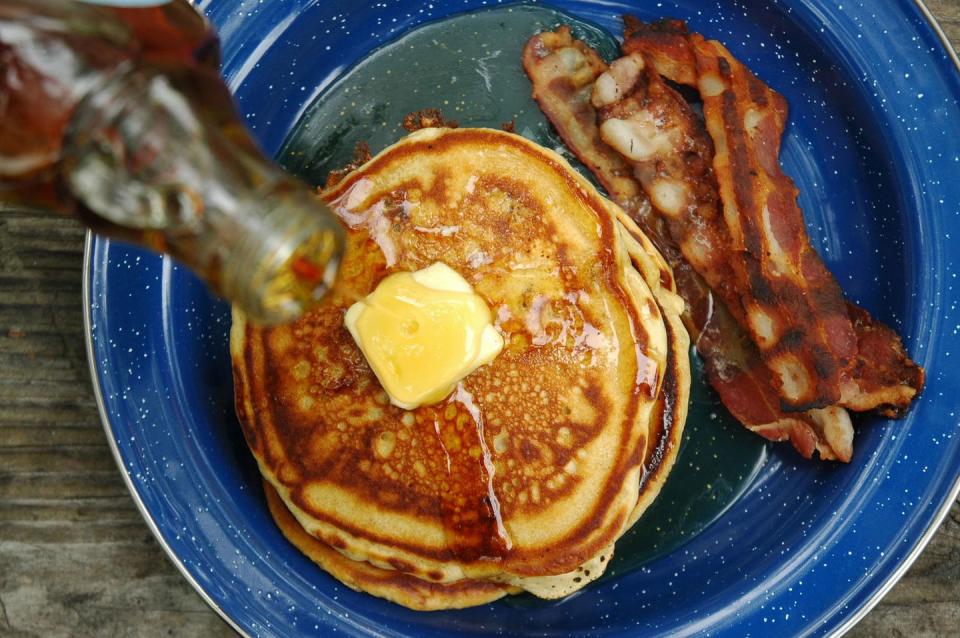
[0,0,343,323]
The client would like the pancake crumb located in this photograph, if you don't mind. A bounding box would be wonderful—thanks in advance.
[325,141,373,188]
[402,108,459,131]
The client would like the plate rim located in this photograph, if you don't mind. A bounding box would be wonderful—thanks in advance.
[826,2,960,630]
[82,231,249,638]
[82,2,960,636]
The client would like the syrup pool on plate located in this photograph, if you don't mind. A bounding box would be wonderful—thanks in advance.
[278,3,768,599]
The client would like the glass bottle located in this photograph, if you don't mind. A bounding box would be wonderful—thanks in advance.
[0,0,344,323]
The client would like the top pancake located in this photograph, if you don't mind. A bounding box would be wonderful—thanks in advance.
[231,127,673,586]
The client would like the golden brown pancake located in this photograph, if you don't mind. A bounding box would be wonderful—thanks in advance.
[263,480,518,610]
[232,127,689,607]
[616,211,691,525]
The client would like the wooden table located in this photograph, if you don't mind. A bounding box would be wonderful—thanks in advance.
[2,2,959,636]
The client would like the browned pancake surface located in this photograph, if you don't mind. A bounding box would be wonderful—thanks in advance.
[233,128,661,582]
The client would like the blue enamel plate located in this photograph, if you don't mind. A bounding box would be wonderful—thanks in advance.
[85,1,960,636]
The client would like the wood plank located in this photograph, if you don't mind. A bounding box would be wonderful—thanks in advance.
[0,501,143,525]
[0,473,130,501]
[0,426,111,448]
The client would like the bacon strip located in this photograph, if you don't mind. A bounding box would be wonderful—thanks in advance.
[694,36,860,410]
[616,213,852,460]
[523,29,854,461]
[841,303,925,416]
[586,53,854,456]
[522,27,649,213]
[622,17,697,86]
[622,18,924,417]
[590,52,745,328]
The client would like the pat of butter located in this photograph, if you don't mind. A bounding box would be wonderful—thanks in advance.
[344,263,504,409]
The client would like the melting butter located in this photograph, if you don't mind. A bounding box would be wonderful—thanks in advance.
[344,263,504,409]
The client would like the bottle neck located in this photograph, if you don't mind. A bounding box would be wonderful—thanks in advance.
[222,187,343,324]
[63,64,343,323]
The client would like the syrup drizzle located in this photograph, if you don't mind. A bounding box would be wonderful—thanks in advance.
[329,178,399,266]
[452,384,512,552]
[426,383,512,562]
[433,416,453,475]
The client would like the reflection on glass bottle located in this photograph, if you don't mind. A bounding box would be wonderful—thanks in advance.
[0,0,343,323]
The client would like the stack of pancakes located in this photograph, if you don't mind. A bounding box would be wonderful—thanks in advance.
[231,128,690,610]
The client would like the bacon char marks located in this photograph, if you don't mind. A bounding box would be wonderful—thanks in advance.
[522,17,924,462]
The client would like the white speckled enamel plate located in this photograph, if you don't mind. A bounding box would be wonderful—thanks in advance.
[86,1,960,636]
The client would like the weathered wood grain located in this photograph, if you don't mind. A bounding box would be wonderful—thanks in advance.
[0,212,239,638]
[1,3,959,636]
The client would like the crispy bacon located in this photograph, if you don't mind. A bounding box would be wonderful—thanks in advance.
[841,303,925,416]
[622,18,924,416]
[590,52,745,328]
[616,214,853,461]
[587,54,851,457]
[523,28,854,461]
[622,17,697,86]
[692,36,859,410]
[592,41,859,413]
[523,28,648,213]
